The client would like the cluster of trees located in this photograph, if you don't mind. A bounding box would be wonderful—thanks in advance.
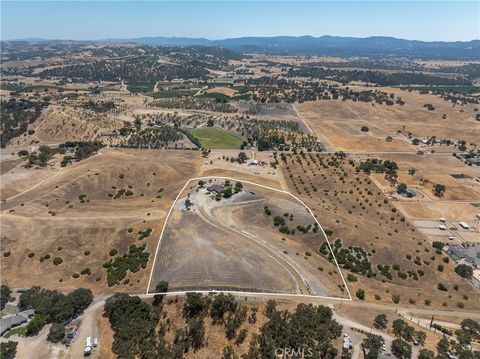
[104,292,343,359]
[104,293,182,358]
[368,316,454,359]
[373,314,388,329]
[0,341,17,359]
[18,287,93,341]
[357,158,398,182]
[269,211,318,235]
[208,180,243,200]
[150,97,238,113]
[26,145,54,167]
[433,319,480,359]
[121,127,184,149]
[0,97,48,147]
[392,319,426,346]
[391,338,412,359]
[103,244,150,287]
[455,264,474,279]
[82,100,115,113]
[214,114,322,153]
[244,300,342,358]
[246,76,402,104]
[59,141,103,166]
[39,56,209,83]
[433,184,446,197]
[221,181,243,199]
[23,141,103,168]
[362,333,385,358]
[288,66,469,86]
[320,238,373,277]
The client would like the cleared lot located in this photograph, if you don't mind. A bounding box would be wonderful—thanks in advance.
[148,178,348,298]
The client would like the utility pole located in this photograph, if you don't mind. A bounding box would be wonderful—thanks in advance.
[429,315,434,329]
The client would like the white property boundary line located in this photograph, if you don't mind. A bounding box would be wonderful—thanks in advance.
[146,176,353,301]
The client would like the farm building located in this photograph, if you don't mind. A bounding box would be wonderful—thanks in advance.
[459,222,470,229]
[448,244,480,267]
[402,188,417,198]
[207,184,225,194]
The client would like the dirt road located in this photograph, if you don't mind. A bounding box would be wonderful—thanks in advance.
[196,192,310,294]
[65,295,108,358]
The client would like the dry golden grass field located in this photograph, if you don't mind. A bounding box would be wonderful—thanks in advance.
[1,149,201,293]
[296,86,480,152]
[1,43,480,358]
[279,152,480,311]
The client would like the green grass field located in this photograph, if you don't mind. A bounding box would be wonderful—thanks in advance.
[127,82,156,93]
[190,128,244,149]
[148,89,196,98]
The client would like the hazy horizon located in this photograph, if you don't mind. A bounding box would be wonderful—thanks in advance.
[2,1,479,42]
[4,34,480,43]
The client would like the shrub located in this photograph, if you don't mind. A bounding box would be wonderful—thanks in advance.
[52,257,63,265]
[273,216,285,226]
[437,283,448,291]
[356,289,365,300]
[138,228,153,240]
[324,229,334,236]
[26,314,47,335]
[347,274,358,282]
[392,293,401,304]
[279,225,291,234]
[455,264,473,279]
[391,338,412,359]
[373,314,388,329]
[80,268,91,276]
[47,323,65,343]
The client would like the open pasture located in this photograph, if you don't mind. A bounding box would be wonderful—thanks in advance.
[296,85,480,151]
[0,149,201,293]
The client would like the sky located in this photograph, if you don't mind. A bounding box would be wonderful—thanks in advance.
[1,1,479,42]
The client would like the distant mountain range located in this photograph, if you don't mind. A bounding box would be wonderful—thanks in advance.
[101,35,480,60]
[8,35,480,60]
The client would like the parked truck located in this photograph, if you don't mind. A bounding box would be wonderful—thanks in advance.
[84,337,92,356]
